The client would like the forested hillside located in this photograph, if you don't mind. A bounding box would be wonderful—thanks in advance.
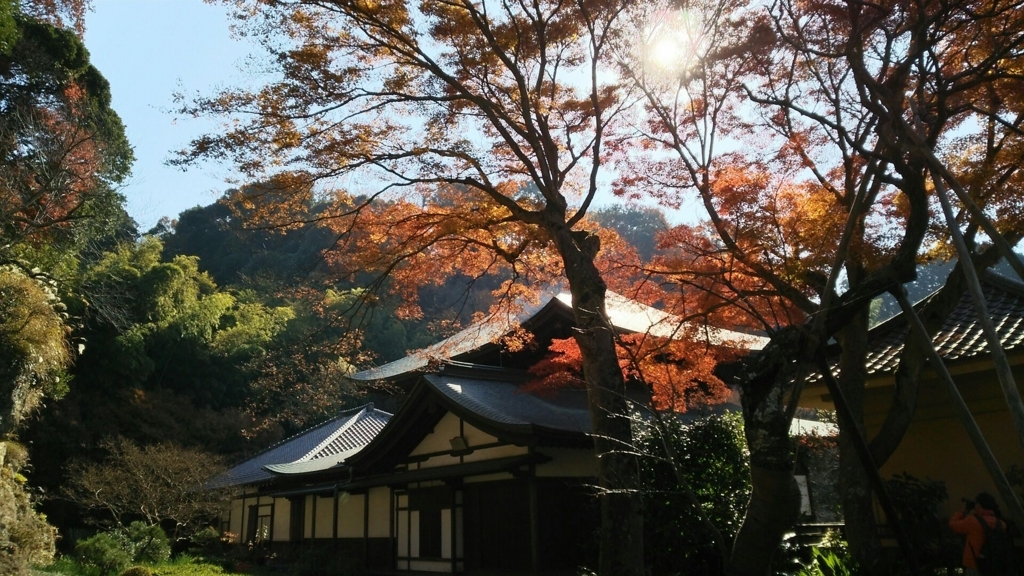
[7,0,1024,573]
[15,167,670,545]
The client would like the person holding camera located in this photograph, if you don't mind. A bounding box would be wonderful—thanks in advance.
[949,492,1013,575]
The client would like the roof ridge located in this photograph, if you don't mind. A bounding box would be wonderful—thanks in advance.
[981,268,1024,296]
[301,405,371,462]
[225,403,375,466]
[868,268,1024,337]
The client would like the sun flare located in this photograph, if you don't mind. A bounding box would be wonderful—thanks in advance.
[643,10,705,77]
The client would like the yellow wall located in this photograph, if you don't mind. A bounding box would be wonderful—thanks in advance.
[368,486,391,537]
[303,496,314,539]
[227,498,244,542]
[314,495,334,538]
[337,492,365,538]
[272,497,290,542]
[407,411,527,469]
[803,361,1024,516]
[410,412,462,456]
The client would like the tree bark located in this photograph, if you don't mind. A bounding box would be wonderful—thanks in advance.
[729,327,804,576]
[551,225,644,576]
[835,304,883,573]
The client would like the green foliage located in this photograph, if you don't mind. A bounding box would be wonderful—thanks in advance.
[75,533,131,576]
[44,556,104,576]
[0,11,134,271]
[636,412,751,575]
[0,269,70,434]
[884,473,960,571]
[0,0,16,56]
[796,547,863,576]
[590,205,670,262]
[187,527,222,554]
[68,236,295,406]
[0,442,56,575]
[41,554,252,576]
[113,522,171,565]
[148,560,228,576]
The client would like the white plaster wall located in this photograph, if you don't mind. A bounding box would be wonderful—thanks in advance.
[418,453,460,469]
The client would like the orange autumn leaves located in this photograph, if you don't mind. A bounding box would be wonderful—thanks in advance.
[1,88,106,243]
[649,160,851,331]
[525,332,734,412]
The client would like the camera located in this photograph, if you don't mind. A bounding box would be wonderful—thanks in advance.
[962,497,975,509]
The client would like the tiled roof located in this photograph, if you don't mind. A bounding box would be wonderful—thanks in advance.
[349,290,767,382]
[424,372,593,435]
[207,405,391,489]
[862,272,1024,376]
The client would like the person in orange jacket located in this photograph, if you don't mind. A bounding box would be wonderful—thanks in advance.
[949,492,1006,575]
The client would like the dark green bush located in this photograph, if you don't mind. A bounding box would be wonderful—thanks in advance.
[76,532,131,575]
[188,527,222,555]
[120,566,154,576]
[884,473,960,571]
[114,522,171,564]
[636,412,751,576]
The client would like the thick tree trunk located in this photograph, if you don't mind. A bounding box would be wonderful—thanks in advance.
[552,226,644,576]
[835,305,883,573]
[729,327,803,576]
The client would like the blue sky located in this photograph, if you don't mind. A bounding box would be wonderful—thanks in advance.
[83,1,697,231]
[85,0,251,231]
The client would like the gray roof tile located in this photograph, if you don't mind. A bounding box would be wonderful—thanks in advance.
[208,405,391,489]
[424,373,593,435]
[863,273,1024,375]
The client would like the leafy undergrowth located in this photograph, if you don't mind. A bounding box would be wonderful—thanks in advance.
[38,554,258,576]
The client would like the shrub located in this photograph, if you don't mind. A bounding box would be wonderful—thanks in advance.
[884,473,960,571]
[39,556,103,576]
[114,522,171,564]
[76,532,131,575]
[148,554,230,575]
[120,567,154,576]
[636,412,751,576]
[188,527,222,555]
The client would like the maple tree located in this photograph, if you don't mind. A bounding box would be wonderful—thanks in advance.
[64,437,228,538]
[0,8,132,271]
[175,0,652,572]
[621,0,1024,571]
